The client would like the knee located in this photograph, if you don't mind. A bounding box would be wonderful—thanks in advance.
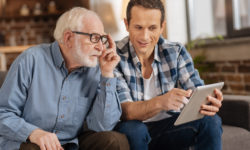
[202,114,223,135]
[99,131,129,150]
[115,120,150,142]
[204,114,222,127]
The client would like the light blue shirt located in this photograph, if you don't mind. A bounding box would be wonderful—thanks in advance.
[0,41,121,150]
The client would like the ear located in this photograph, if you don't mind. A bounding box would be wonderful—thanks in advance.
[160,20,166,34]
[63,30,74,48]
[124,18,129,32]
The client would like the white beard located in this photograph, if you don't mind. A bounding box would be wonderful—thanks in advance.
[73,41,98,67]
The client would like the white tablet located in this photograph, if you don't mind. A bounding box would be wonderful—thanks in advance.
[174,82,224,126]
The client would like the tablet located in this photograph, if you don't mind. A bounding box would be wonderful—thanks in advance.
[174,82,224,126]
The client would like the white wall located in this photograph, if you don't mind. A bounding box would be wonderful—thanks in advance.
[166,0,187,44]
[166,0,215,43]
[192,0,215,39]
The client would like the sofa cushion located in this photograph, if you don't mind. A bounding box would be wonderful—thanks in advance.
[222,125,250,150]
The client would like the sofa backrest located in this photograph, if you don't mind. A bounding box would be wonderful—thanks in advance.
[0,71,7,88]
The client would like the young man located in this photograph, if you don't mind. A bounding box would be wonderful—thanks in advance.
[114,0,223,150]
[0,7,129,150]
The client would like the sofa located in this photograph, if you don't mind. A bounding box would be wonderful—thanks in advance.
[0,71,7,87]
[0,71,249,149]
[218,95,250,150]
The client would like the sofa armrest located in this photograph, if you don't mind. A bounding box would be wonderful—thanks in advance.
[218,95,250,131]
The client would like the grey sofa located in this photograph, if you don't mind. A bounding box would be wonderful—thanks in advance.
[0,71,249,149]
[218,95,250,150]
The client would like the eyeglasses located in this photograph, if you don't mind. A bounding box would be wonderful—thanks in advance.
[72,31,108,44]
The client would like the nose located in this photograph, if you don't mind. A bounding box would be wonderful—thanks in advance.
[142,29,150,40]
[94,40,104,51]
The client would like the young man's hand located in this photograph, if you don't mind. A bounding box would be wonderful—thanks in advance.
[29,129,64,150]
[99,34,120,78]
[200,88,223,116]
[158,88,192,111]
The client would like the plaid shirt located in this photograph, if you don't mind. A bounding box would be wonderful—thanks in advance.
[115,36,204,103]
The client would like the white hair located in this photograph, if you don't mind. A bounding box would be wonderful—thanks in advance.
[53,7,100,43]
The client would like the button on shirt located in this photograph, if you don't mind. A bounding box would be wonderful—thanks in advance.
[115,36,204,113]
[0,41,121,150]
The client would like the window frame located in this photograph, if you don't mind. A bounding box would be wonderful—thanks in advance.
[226,0,250,38]
[186,0,250,41]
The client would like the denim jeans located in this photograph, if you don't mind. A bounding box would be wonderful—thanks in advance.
[115,114,222,150]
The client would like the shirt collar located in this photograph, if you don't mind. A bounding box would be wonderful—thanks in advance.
[153,44,161,62]
[51,41,64,68]
[128,41,161,66]
[129,41,140,66]
[51,41,89,73]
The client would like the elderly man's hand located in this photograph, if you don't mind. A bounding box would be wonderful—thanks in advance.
[200,88,223,116]
[99,34,120,78]
[29,129,64,150]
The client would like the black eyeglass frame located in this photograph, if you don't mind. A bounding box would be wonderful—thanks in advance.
[72,31,108,44]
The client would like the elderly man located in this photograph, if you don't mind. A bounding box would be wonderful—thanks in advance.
[114,0,223,150]
[0,7,129,150]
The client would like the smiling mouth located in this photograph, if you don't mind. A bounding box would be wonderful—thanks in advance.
[138,41,149,47]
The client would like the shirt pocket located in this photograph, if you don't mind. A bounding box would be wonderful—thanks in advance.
[73,96,91,125]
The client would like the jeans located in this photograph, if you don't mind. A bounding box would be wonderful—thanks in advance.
[115,114,222,150]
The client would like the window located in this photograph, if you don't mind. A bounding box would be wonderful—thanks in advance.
[226,0,250,37]
[186,0,250,41]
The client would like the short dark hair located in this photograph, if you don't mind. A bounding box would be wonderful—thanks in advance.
[126,0,165,25]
